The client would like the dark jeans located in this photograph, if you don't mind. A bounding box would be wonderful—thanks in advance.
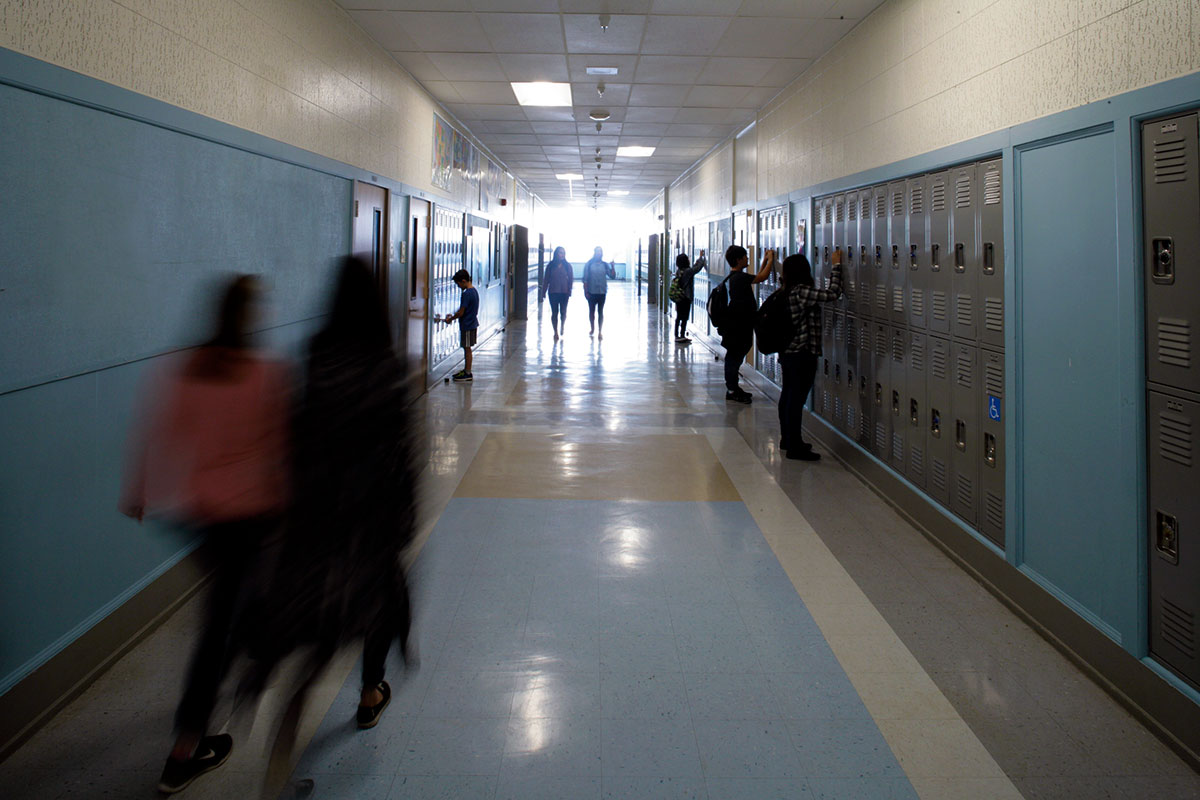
[674,300,691,338]
[779,350,818,448]
[724,336,752,392]
[175,517,274,735]
[548,293,569,330]
[585,292,606,328]
[362,570,413,688]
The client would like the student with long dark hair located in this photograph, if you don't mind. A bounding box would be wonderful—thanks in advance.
[778,251,842,460]
[540,246,573,340]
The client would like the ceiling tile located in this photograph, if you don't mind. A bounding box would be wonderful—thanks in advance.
[342,1,472,9]
[567,54,640,82]
[628,84,690,106]
[665,123,721,137]
[671,106,730,123]
[542,145,583,154]
[425,52,504,81]
[624,106,678,122]
[685,84,773,107]
[497,53,570,81]
[468,0,558,10]
[537,121,579,134]
[737,0,835,16]
[621,122,669,136]
[346,11,421,50]
[523,106,577,122]
[576,107,627,123]
[559,0,652,12]
[389,51,446,81]
[563,14,646,54]
[488,120,536,134]
[538,134,580,145]
[465,104,529,120]
[641,16,731,55]
[478,13,566,53]
[573,82,632,106]
[650,0,741,14]
[491,144,545,154]
[633,55,708,84]
[453,82,518,104]
[422,81,464,103]
[714,18,815,57]
[760,58,813,87]
[828,0,884,18]
[391,12,491,51]
[578,121,623,134]
[696,56,779,86]
[490,133,540,144]
[795,17,859,58]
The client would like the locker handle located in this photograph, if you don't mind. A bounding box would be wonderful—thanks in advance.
[892,390,900,416]
[875,245,882,266]
[954,243,965,273]
[984,433,996,467]
[983,242,995,275]
[875,382,883,406]
[910,399,919,426]
[860,245,868,264]
[860,375,867,393]
[930,408,941,437]
[823,246,830,267]
[834,364,841,381]
[1152,238,1175,285]
[891,245,899,268]
[931,243,940,270]
[910,244,918,269]
[823,358,829,376]
[955,419,967,450]
[1155,510,1179,564]
[847,368,854,388]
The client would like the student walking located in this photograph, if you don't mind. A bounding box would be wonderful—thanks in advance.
[540,246,573,340]
[719,245,775,403]
[777,250,842,459]
[582,246,616,338]
[671,251,706,343]
[440,269,479,382]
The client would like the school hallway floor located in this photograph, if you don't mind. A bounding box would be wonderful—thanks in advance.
[2,282,1199,800]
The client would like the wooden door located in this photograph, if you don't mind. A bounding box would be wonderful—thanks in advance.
[407,197,431,384]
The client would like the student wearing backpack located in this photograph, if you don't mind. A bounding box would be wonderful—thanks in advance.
[720,244,775,403]
[777,250,842,460]
[670,252,706,343]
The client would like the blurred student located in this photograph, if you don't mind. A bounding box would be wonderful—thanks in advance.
[120,275,289,795]
[540,246,573,340]
[440,269,479,382]
[582,246,616,339]
[670,251,706,343]
[720,245,774,403]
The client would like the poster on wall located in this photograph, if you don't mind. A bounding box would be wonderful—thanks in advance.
[432,114,452,189]
[452,130,468,172]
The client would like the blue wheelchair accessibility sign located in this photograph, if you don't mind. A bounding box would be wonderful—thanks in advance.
[988,395,1002,421]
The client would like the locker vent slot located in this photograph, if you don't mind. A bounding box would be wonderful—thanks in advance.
[932,458,948,493]
[876,422,887,448]
[836,200,845,222]
[847,279,857,300]
[911,184,924,215]
[848,201,857,221]
[876,286,888,310]
[1161,597,1195,658]
[985,491,1004,531]
[985,297,1003,333]
[847,325,857,350]
[932,291,948,321]
[931,345,948,379]
[955,174,972,208]
[956,352,974,389]
[876,331,889,356]
[956,474,975,508]
[931,181,946,212]
[824,203,832,224]
[985,360,1003,398]
[912,341,925,372]
[876,193,886,217]
[912,289,925,319]
[892,433,904,462]
[892,337,905,364]
[1159,411,1193,467]
[956,294,974,328]
[834,397,843,419]
[893,287,904,313]
[983,168,1001,205]
[910,447,924,481]
[892,191,904,216]
[1156,317,1192,367]
[1153,137,1188,184]
[861,196,871,218]
[847,406,856,429]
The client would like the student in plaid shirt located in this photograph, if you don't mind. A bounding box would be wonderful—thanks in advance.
[779,249,843,461]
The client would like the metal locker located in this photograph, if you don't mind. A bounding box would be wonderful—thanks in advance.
[907,175,930,331]
[907,331,929,489]
[951,342,980,526]
[843,315,859,437]
[832,310,846,428]
[951,163,979,341]
[1148,390,1200,689]
[812,356,827,418]
[845,192,859,316]
[858,318,874,448]
[822,197,835,289]
[833,194,847,305]
[872,321,891,461]
[979,160,1004,350]
[888,181,908,327]
[889,325,907,472]
[1143,113,1200,396]
[928,171,952,336]
[858,189,874,320]
[873,185,890,319]
[812,196,825,284]
[980,347,1005,547]
[926,336,953,507]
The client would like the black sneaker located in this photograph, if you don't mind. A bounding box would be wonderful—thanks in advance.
[357,681,391,729]
[725,390,752,404]
[451,370,472,382]
[158,734,233,794]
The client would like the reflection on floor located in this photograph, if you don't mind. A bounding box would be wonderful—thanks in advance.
[1,283,1198,800]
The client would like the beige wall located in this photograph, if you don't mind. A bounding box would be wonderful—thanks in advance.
[668,141,732,224]
[0,0,510,211]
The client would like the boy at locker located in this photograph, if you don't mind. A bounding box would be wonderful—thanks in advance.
[440,269,479,382]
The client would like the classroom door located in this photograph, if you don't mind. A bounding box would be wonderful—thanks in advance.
[407,197,431,384]
[353,181,388,291]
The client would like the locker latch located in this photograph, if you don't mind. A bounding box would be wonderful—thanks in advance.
[845,247,852,264]
[954,243,965,273]
[823,246,830,267]
[875,245,882,266]
[931,408,941,437]
[847,368,854,388]
[892,390,900,416]
[891,245,899,268]
[1152,238,1174,285]
[910,244,918,269]
[835,364,841,382]
[983,242,995,275]
[956,419,967,450]
[910,399,919,426]
[823,358,829,376]
[932,243,940,270]
[860,246,867,265]
[1155,511,1179,564]
[984,433,996,467]
[860,375,867,394]
[875,383,883,406]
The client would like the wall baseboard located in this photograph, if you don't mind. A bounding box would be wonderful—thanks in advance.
[803,414,1200,771]
[0,543,211,763]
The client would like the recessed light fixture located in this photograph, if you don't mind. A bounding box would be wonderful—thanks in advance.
[586,66,619,76]
[556,173,584,180]
[616,146,655,157]
[511,82,572,107]
[589,109,611,121]
[608,190,630,196]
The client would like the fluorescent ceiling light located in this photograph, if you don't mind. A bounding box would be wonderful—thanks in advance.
[616,146,655,157]
[511,82,572,107]
[586,66,619,76]
[607,190,629,196]
[556,173,584,180]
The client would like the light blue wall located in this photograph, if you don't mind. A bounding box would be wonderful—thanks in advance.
[0,78,350,693]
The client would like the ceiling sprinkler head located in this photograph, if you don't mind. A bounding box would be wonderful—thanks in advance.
[597,81,605,98]
[599,14,610,30]
[595,121,602,132]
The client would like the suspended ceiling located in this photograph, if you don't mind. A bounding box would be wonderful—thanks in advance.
[336,1,885,207]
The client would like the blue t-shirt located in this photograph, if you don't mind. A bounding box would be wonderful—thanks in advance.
[459,287,479,331]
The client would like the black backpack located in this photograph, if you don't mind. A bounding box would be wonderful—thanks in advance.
[754,287,794,355]
[706,275,731,328]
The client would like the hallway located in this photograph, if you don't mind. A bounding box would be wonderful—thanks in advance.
[1,283,1197,800]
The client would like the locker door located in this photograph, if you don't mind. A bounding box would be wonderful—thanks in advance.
[822,197,835,288]
[1143,113,1200,395]
[907,175,929,330]
[929,171,952,335]
[858,318,874,448]
[816,355,829,419]
[980,347,1005,547]
[832,309,846,427]
[812,197,825,285]
[858,189,874,320]
[834,194,847,302]
[1148,391,1200,689]
[889,325,907,471]
[927,336,953,507]
[844,315,859,437]
[980,160,1004,349]
[873,186,889,319]
[846,192,859,316]
[951,164,980,341]
[951,342,980,526]
[888,181,908,326]
[907,331,928,489]
[872,321,891,461]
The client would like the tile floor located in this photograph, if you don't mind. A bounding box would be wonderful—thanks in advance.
[1,283,1198,799]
